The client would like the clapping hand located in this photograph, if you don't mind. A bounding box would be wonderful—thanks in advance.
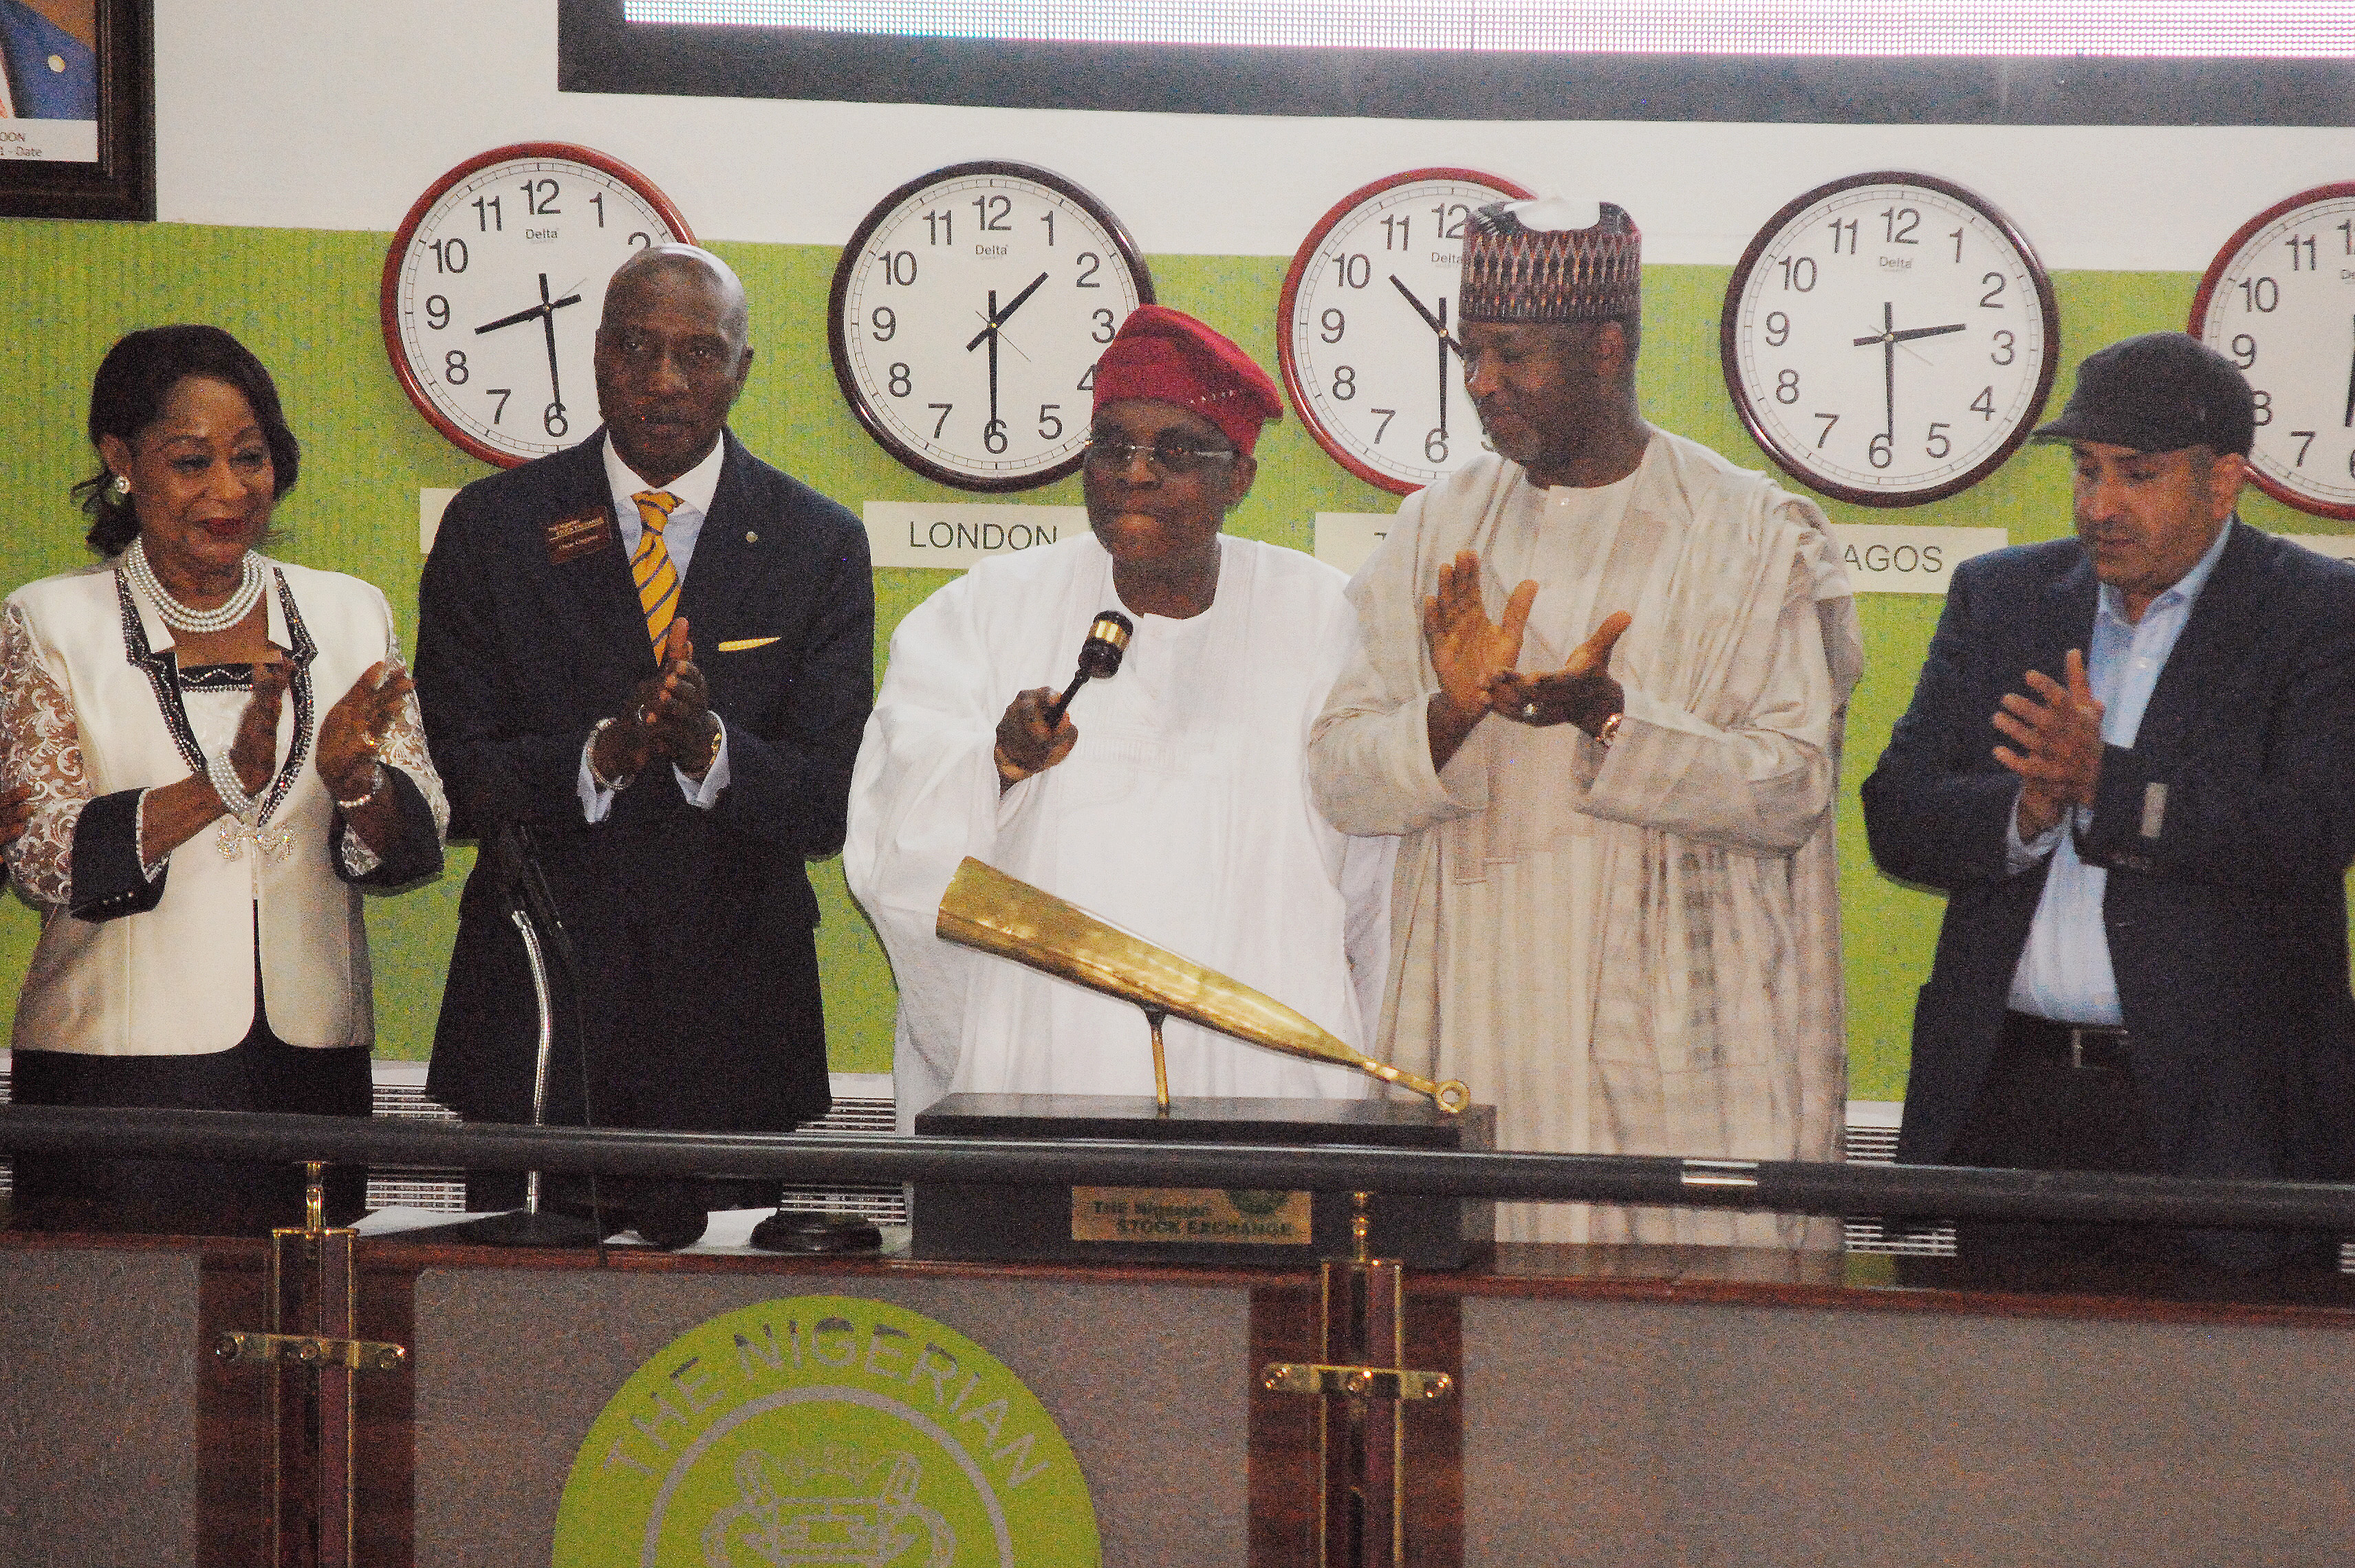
[1992,648,2105,839]
[642,618,719,778]
[1423,551,1537,725]
[228,652,294,798]
[318,661,413,800]
[1487,611,1631,738]
[596,620,719,784]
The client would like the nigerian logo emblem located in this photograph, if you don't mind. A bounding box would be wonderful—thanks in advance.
[554,1296,1100,1566]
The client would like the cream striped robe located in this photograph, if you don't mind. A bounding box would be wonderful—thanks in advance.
[1310,432,1863,1247]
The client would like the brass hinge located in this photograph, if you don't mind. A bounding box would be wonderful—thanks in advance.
[1260,1362,1453,1401]
[215,1331,407,1373]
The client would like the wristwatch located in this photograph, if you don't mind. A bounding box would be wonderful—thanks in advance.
[588,715,637,792]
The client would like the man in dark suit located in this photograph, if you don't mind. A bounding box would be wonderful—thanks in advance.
[1863,332,2355,1274]
[417,246,872,1237]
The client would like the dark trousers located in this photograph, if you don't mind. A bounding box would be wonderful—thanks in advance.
[1945,1013,2336,1275]
[10,1028,371,1236]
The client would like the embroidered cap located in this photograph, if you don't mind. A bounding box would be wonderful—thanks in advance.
[2032,331,2256,457]
[1091,305,1285,455]
[1459,197,1642,326]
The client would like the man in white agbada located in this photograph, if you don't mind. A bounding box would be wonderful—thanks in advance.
[848,305,1392,1131]
[1307,199,1863,1246]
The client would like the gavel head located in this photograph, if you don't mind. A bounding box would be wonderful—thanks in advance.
[1076,610,1134,679]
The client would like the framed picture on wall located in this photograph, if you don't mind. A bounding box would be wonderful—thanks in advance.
[0,0,151,221]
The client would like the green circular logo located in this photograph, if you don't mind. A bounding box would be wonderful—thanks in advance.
[554,1295,1100,1567]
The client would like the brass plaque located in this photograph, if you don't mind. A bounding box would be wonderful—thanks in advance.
[1072,1187,1313,1245]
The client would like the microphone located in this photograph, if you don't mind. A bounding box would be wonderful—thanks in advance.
[1043,610,1134,726]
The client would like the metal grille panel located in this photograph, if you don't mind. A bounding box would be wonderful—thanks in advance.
[1838,1118,1958,1257]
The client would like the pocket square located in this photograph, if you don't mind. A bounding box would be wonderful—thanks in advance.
[716,636,781,653]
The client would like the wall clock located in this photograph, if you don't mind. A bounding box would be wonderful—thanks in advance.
[2191,182,2355,521]
[829,161,1154,491]
[1720,171,2058,507]
[380,142,694,468]
[1277,168,1532,494]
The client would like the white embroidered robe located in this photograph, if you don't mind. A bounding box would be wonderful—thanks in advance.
[847,533,1394,1131]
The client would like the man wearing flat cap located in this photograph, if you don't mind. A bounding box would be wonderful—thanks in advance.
[1309,199,1861,1246]
[849,305,1393,1125]
[1864,331,2355,1272]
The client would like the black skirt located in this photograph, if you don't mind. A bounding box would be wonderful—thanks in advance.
[10,1021,371,1236]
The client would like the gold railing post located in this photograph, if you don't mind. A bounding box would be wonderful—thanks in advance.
[217,1159,406,1567]
[1263,1190,1453,1567]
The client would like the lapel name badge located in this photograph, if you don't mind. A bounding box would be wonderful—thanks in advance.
[715,636,780,653]
[543,508,616,565]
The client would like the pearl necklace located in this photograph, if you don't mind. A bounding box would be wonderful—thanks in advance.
[121,538,264,635]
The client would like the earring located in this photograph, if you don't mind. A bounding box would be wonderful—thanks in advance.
[111,473,131,497]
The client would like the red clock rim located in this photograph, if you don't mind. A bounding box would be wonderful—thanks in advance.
[1716,168,2060,510]
[378,142,697,470]
[2187,179,2355,523]
[1275,168,1534,497]
[824,160,1156,494]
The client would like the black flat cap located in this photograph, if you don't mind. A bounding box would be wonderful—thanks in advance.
[2032,331,2255,456]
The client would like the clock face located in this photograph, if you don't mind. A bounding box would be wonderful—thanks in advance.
[829,162,1154,492]
[1278,169,1532,494]
[380,143,693,468]
[1721,172,2059,507]
[2191,182,2355,521]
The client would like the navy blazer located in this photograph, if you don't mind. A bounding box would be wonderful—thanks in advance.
[415,429,873,1135]
[1863,522,2355,1188]
[0,0,95,121]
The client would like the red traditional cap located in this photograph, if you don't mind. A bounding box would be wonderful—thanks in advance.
[1092,305,1285,455]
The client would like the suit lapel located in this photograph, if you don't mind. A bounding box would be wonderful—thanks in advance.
[675,430,759,648]
[551,430,661,678]
[2027,550,2098,682]
[2129,519,2264,757]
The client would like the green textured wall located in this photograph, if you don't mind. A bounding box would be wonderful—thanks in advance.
[1,219,2339,1096]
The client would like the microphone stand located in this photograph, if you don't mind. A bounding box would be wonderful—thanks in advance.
[426,827,605,1248]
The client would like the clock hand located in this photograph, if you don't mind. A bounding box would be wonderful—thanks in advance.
[1390,274,1465,355]
[475,303,550,335]
[994,270,1050,328]
[964,272,1052,351]
[1862,303,1896,439]
[986,290,1001,428]
[2343,314,2354,428]
[1436,295,1450,441]
[1888,322,1968,345]
[538,274,564,415]
[473,284,586,338]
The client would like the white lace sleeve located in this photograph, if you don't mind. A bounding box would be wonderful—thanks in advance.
[337,621,451,875]
[1,600,90,906]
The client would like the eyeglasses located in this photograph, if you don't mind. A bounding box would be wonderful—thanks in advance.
[1082,434,1238,477]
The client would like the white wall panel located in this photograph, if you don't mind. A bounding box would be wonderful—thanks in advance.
[159,3,2355,269]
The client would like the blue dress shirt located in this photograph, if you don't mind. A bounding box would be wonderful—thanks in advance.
[2006,519,2237,1023]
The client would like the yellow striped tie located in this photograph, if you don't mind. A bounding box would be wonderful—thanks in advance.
[630,490,682,653]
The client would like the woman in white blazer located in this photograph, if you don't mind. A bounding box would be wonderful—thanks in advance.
[1,326,448,1233]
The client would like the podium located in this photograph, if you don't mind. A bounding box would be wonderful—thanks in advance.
[911,1093,1496,1269]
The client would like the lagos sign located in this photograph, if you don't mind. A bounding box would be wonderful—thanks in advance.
[554,1295,1100,1566]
